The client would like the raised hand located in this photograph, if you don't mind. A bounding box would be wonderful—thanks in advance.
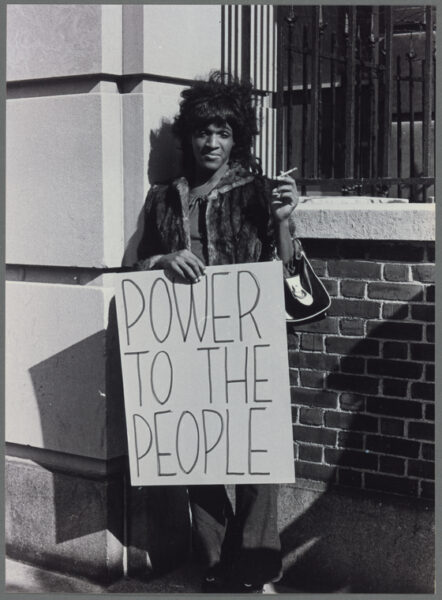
[271,175,299,223]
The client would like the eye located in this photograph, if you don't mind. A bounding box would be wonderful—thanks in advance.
[220,130,232,138]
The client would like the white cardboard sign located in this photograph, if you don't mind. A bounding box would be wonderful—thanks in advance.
[114,262,295,486]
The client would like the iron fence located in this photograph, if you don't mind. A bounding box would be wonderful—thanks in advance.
[275,6,436,201]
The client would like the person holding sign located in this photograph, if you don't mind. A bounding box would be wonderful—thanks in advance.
[136,72,299,593]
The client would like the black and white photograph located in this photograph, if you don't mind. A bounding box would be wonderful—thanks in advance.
[4,3,436,595]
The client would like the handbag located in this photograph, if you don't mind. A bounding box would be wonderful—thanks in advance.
[284,243,331,323]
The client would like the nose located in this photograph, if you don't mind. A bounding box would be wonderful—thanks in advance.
[205,134,219,148]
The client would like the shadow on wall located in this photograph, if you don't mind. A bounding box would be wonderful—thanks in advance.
[29,331,122,544]
[26,300,190,576]
[147,120,182,185]
[122,121,182,268]
[276,291,434,593]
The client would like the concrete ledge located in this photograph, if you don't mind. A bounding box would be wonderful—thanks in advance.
[294,198,435,241]
[6,457,125,583]
[6,443,127,480]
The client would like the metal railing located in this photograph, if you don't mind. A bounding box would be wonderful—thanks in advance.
[275,6,436,201]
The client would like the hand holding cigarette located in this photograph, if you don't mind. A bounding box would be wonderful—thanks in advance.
[271,166,299,222]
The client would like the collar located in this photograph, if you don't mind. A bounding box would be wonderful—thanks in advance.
[170,163,256,201]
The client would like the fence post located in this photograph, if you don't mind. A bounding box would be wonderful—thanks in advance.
[344,7,356,178]
[422,6,434,202]
[311,6,320,177]
[381,6,393,179]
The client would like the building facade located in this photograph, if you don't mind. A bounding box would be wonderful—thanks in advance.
[6,4,435,588]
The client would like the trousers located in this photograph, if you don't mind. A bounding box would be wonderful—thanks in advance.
[188,483,282,584]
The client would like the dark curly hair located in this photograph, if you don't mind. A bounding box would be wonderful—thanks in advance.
[172,71,261,175]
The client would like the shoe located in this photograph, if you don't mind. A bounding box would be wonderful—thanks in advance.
[202,572,227,593]
[229,581,264,593]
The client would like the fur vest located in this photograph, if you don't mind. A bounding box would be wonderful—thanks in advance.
[137,164,298,269]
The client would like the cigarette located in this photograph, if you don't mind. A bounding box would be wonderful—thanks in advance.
[279,166,298,177]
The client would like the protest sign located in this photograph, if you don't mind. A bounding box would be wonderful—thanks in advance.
[114,262,295,486]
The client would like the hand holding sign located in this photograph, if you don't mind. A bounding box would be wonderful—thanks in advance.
[156,249,206,283]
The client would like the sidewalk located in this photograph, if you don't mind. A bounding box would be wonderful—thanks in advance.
[6,483,434,594]
[6,558,300,595]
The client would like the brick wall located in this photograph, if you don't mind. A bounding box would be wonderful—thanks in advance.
[289,240,435,500]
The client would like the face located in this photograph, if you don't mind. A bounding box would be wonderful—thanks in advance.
[191,122,235,175]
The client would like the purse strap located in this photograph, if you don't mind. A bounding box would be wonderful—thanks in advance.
[283,237,305,277]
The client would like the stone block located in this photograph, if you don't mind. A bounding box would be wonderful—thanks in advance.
[6,94,124,268]
[6,281,127,459]
[7,5,122,81]
[122,5,222,79]
[6,457,124,583]
[295,202,435,241]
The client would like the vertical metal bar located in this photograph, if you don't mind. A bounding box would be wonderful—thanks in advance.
[275,7,284,174]
[318,8,324,179]
[367,11,375,183]
[381,6,393,178]
[221,6,226,73]
[255,7,263,165]
[253,6,258,86]
[396,56,403,198]
[311,6,320,177]
[421,59,427,202]
[271,8,277,176]
[234,5,239,78]
[266,5,271,92]
[371,7,379,190]
[266,6,273,174]
[227,6,232,77]
[344,7,356,178]
[251,7,258,163]
[330,32,336,178]
[422,7,433,189]
[355,25,362,179]
[259,5,264,92]
[301,24,308,188]
[286,11,295,171]
[408,50,415,181]
[241,5,251,82]
[433,49,436,123]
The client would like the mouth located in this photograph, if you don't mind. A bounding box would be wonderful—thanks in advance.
[202,152,221,159]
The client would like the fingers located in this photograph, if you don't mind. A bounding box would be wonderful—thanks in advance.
[177,259,200,282]
[273,186,295,198]
[272,177,299,214]
[167,262,188,282]
[182,250,205,278]
[173,250,206,282]
[273,179,297,195]
[186,251,206,276]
